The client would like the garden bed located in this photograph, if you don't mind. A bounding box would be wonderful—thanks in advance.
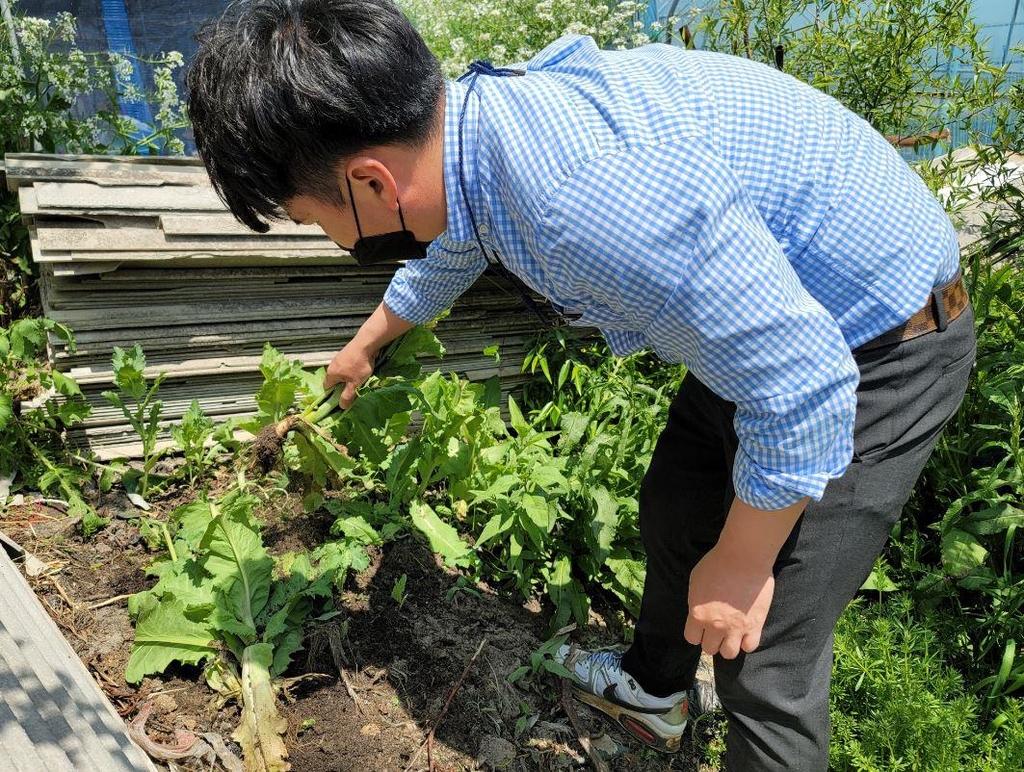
[2,482,719,772]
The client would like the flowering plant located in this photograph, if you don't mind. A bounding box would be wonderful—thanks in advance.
[399,0,654,77]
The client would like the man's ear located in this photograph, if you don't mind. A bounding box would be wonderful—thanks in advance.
[344,157,400,211]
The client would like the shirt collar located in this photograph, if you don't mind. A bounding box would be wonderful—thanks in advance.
[439,78,485,251]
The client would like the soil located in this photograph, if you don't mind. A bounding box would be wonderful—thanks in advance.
[1,483,723,772]
[252,423,287,474]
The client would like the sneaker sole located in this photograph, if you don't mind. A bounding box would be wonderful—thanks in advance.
[571,686,683,753]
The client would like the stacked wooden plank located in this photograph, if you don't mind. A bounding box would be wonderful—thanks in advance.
[5,154,542,458]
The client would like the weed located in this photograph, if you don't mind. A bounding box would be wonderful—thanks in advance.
[101,344,169,498]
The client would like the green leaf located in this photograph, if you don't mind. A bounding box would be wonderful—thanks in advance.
[605,555,645,615]
[476,512,513,549]
[941,529,989,576]
[410,500,473,568]
[528,464,568,493]
[50,370,82,397]
[170,499,217,550]
[10,319,46,360]
[375,325,445,380]
[558,412,589,451]
[126,594,217,683]
[507,395,530,436]
[0,393,12,432]
[312,539,370,586]
[860,566,899,592]
[199,495,274,642]
[962,503,1024,536]
[341,384,418,464]
[544,556,589,630]
[469,474,519,505]
[521,494,557,536]
[333,516,382,546]
[111,344,148,401]
[589,485,619,560]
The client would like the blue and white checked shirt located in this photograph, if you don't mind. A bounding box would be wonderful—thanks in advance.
[383,35,961,510]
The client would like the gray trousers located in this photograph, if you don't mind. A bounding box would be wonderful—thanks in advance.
[620,303,976,770]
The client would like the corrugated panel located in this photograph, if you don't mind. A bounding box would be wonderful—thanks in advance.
[0,549,158,772]
[8,153,550,458]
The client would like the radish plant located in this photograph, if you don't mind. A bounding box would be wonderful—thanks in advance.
[126,487,369,772]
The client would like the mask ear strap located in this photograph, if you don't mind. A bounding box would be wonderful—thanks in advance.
[345,176,365,240]
[397,201,410,233]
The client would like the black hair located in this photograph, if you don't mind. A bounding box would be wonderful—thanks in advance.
[186,0,444,232]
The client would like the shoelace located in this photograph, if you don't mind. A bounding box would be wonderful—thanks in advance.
[570,647,623,678]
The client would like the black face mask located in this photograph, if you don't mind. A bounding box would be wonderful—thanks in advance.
[344,177,432,265]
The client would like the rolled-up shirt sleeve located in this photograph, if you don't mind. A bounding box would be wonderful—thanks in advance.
[541,138,859,510]
[382,242,489,324]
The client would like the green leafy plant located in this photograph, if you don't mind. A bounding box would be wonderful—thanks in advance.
[126,487,354,772]
[692,0,1001,145]
[101,344,169,498]
[391,573,409,609]
[2,9,188,327]
[171,399,218,486]
[830,595,1024,771]
[0,317,101,521]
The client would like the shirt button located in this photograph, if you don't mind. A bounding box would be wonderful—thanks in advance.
[479,224,490,235]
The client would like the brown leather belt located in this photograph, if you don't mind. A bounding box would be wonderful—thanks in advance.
[855,273,970,353]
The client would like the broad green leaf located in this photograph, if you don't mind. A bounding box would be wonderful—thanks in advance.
[254,379,297,424]
[170,499,216,550]
[469,474,519,505]
[962,503,1024,536]
[605,555,645,615]
[10,319,46,360]
[558,411,589,451]
[507,395,530,436]
[544,556,589,630]
[270,625,306,677]
[126,594,217,683]
[589,485,619,560]
[50,370,82,397]
[860,567,899,592]
[941,529,989,576]
[410,500,473,567]
[476,512,513,549]
[333,516,382,546]
[54,399,91,426]
[341,383,418,464]
[529,464,568,493]
[199,496,274,642]
[312,539,371,585]
[375,325,445,380]
[521,494,557,535]
[980,380,1022,417]
[309,432,355,476]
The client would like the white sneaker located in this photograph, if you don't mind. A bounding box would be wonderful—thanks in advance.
[554,645,690,752]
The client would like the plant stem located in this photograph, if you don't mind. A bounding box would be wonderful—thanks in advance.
[161,521,178,563]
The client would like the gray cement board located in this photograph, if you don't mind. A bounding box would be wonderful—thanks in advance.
[0,549,158,772]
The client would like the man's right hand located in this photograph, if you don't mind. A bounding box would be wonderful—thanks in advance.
[326,301,416,409]
[324,341,376,409]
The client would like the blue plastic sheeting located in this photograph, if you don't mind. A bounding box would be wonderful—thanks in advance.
[101,0,155,140]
